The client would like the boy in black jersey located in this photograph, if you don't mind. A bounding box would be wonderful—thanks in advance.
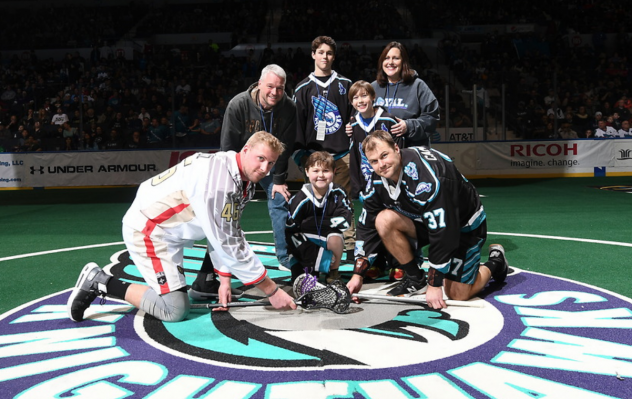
[286,151,353,284]
[347,80,400,199]
[347,81,401,281]
[293,36,355,256]
[347,131,508,308]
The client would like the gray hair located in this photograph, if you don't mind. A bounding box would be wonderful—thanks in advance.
[260,64,286,82]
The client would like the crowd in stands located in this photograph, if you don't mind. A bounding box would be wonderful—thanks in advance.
[1,0,632,153]
[0,4,143,51]
[441,28,632,138]
[277,0,411,43]
[135,1,268,46]
[436,1,632,139]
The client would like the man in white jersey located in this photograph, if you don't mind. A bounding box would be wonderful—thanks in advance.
[67,131,297,323]
[594,120,620,138]
[618,120,632,138]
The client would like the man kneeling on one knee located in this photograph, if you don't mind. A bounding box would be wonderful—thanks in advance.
[67,132,296,323]
[346,130,508,308]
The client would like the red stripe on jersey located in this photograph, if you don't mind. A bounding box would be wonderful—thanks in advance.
[142,203,190,294]
[215,268,267,286]
[215,269,232,278]
[246,270,267,286]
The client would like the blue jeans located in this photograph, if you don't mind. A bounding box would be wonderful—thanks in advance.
[258,172,289,267]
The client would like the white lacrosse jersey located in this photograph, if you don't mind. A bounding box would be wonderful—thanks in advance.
[122,151,266,292]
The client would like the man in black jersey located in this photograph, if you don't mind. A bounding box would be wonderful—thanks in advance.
[347,131,508,309]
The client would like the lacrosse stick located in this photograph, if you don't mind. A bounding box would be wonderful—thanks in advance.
[190,280,351,314]
[291,273,483,308]
[292,272,326,297]
[352,293,484,308]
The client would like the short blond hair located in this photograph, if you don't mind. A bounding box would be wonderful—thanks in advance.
[245,131,286,154]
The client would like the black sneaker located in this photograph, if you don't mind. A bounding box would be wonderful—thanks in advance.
[386,271,428,297]
[67,262,111,322]
[488,244,509,284]
[188,273,243,300]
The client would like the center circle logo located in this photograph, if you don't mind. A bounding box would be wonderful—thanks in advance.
[139,295,503,370]
[107,244,504,370]
[4,242,631,398]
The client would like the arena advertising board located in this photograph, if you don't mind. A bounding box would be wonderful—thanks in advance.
[0,149,213,188]
[474,139,632,175]
[3,140,632,189]
[1,244,631,398]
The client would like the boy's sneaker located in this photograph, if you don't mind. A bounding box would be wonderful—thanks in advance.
[389,268,405,281]
[188,273,243,300]
[386,271,428,297]
[488,244,509,284]
[67,262,111,322]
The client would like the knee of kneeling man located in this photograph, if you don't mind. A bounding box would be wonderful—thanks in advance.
[164,307,189,322]
[375,209,398,230]
[449,292,471,301]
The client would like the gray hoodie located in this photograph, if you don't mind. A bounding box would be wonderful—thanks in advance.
[221,83,297,184]
[372,72,439,147]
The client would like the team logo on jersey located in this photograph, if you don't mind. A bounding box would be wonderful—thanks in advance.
[404,161,418,180]
[338,82,346,95]
[415,182,432,195]
[381,123,388,132]
[156,271,166,285]
[311,96,343,135]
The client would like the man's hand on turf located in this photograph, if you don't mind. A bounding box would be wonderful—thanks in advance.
[347,274,363,303]
[211,275,233,312]
[268,287,297,310]
[425,285,446,309]
[259,277,296,310]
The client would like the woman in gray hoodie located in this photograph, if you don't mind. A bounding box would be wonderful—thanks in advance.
[371,42,440,148]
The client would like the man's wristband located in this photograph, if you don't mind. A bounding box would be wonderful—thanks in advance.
[266,286,279,298]
[353,257,370,276]
[427,268,445,287]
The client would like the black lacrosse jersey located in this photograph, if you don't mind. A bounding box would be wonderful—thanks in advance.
[293,72,354,158]
[356,147,486,271]
[348,107,400,199]
[285,183,353,273]
[286,182,353,240]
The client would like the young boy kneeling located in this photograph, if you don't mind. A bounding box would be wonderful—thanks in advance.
[286,151,353,284]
